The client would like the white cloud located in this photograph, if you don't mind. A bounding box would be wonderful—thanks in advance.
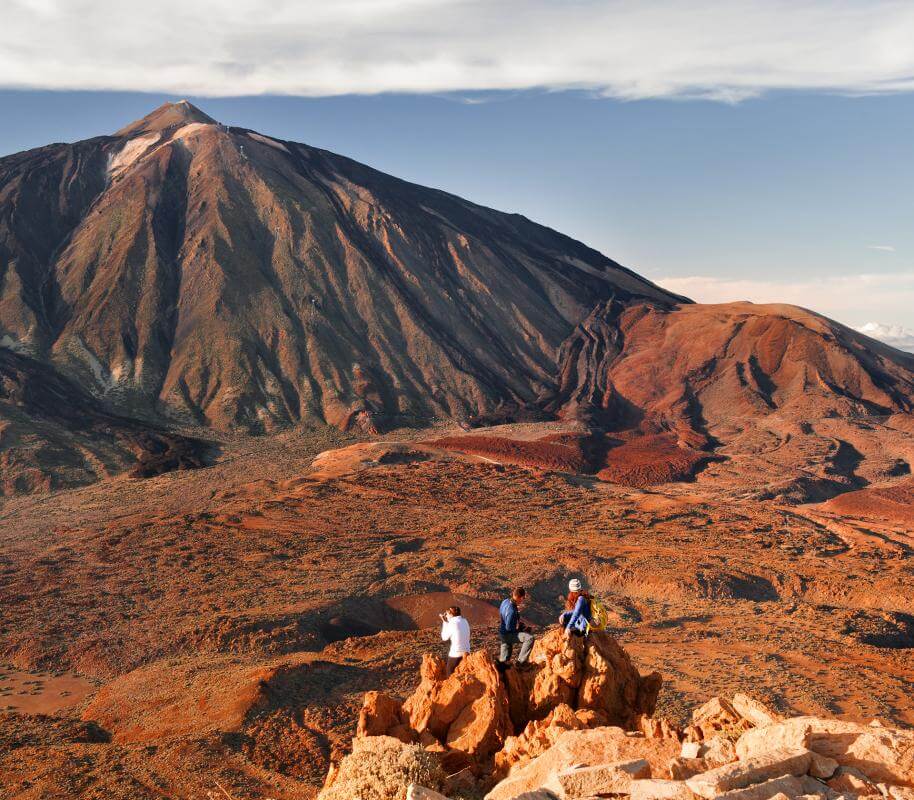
[868,244,897,252]
[856,322,914,352]
[2,1,914,99]
[657,272,914,331]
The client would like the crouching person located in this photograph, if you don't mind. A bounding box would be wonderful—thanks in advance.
[498,587,534,669]
[440,605,470,675]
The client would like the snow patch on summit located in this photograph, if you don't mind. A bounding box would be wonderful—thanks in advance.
[108,132,160,176]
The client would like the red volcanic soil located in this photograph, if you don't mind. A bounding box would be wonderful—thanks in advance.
[818,478,914,524]
[1,430,914,798]
[597,433,710,487]
[425,434,589,472]
[426,430,711,488]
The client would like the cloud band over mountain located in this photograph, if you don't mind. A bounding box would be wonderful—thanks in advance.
[4,1,914,99]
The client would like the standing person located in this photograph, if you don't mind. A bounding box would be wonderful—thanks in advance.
[440,606,470,675]
[498,587,535,668]
[559,578,593,637]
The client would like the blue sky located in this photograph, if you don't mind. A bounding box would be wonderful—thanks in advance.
[3,1,914,339]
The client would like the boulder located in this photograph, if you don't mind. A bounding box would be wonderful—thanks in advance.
[731,694,782,727]
[399,650,512,763]
[358,691,403,737]
[710,775,827,800]
[358,629,664,778]
[735,717,914,786]
[485,727,680,800]
[689,697,753,742]
[495,703,586,774]
[685,748,817,798]
[544,759,651,798]
[826,766,881,796]
[698,736,737,768]
[668,757,708,779]
[630,779,701,800]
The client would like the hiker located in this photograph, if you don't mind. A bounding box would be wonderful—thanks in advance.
[498,587,534,668]
[559,578,593,637]
[439,605,470,675]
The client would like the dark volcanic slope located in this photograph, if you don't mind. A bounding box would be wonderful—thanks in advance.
[0,347,205,495]
[0,101,679,436]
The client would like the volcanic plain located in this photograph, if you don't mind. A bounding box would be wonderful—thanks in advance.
[1,417,912,799]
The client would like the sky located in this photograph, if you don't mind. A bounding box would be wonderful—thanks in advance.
[2,0,914,344]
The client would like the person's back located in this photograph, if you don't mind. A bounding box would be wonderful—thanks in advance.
[560,578,593,636]
[499,596,518,636]
[440,605,470,675]
[497,587,534,668]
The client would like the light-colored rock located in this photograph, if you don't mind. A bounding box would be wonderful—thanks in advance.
[486,727,680,800]
[711,775,824,800]
[544,759,651,798]
[630,779,700,800]
[690,697,751,741]
[681,742,702,759]
[407,785,451,800]
[668,757,707,780]
[731,694,782,728]
[808,751,839,780]
[735,717,914,785]
[686,748,815,798]
[698,736,737,768]
[495,703,586,774]
[826,766,881,795]
[887,787,914,800]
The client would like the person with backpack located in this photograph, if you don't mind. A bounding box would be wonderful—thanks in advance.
[559,578,594,637]
[498,587,535,669]
[439,605,471,675]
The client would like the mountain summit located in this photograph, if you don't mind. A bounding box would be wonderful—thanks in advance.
[0,102,679,438]
[115,100,217,136]
[2,103,914,495]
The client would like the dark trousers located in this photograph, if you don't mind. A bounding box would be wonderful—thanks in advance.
[498,631,534,663]
[446,655,464,676]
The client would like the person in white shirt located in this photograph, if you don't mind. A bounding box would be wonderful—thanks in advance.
[439,605,471,675]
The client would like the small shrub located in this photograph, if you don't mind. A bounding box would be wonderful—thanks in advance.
[318,735,446,800]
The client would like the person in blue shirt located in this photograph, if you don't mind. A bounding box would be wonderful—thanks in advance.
[498,587,534,668]
[559,578,593,637]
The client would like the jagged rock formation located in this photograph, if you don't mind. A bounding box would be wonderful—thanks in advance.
[328,629,662,795]
[388,692,914,800]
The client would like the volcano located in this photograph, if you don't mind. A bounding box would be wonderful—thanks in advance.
[2,101,914,494]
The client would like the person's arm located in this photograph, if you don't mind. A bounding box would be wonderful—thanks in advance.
[565,596,586,631]
[441,620,451,642]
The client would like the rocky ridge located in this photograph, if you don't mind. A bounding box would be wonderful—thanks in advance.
[325,631,914,800]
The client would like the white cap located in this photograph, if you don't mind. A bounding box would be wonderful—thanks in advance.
[568,578,582,592]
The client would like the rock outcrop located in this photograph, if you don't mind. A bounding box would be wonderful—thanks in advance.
[352,629,664,782]
[345,689,914,800]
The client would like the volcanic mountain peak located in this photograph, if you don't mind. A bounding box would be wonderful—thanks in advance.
[115,100,217,137]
